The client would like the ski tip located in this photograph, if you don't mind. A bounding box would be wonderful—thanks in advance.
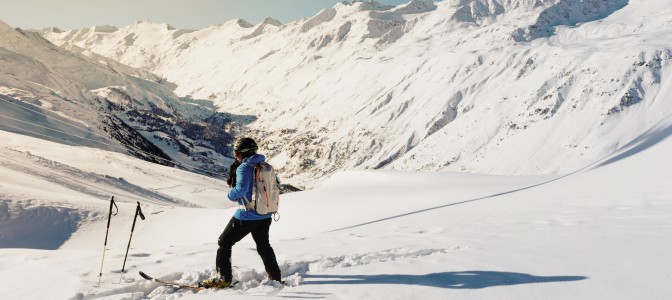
[139,271,152,280]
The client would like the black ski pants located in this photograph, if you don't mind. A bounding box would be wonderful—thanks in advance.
[216,217,281,281]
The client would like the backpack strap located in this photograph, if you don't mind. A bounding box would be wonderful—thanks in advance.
[240,196,251,211]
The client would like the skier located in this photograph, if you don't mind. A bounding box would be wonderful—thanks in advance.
[200,137,282,288]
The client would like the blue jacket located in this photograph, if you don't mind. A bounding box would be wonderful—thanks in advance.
[227,154,272,220]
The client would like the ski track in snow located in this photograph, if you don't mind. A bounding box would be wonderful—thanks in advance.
[75,247,455,299]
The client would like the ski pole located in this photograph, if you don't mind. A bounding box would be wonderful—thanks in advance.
[119,201,145,283]
[97,196,118,287]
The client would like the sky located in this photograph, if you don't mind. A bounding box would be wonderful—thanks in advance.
[0,0,414,30]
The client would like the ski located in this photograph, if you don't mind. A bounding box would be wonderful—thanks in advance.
[139,271,238,290]
[139,271,203,290]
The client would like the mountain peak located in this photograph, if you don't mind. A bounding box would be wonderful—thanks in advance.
[237,19,254,28]
[42,26,64,33]
[211,18,253,29]
[130,20,176,30]
[397,0,437,14]
[92,25,118,33]
[351,0,395,11]
[261,17,282,26]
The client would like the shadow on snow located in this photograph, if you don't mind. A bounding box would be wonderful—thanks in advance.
[303,271,587,289]
[594,117,672,168]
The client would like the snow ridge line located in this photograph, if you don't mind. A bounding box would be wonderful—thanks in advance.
[0,149,197,207]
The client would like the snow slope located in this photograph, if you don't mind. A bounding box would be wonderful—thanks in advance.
[1,19,240,176]
[1,1,670,298]
[0,129,233,298]
[1,108,671,299]
[40,0,672,188]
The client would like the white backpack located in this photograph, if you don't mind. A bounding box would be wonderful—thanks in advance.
[243,162,280,215]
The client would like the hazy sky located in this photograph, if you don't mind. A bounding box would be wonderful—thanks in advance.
[1,0,414,30]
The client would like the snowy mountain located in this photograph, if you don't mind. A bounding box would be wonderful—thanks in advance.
[1,20,240,177]
[39,0,672,188]
[1,0,672,299]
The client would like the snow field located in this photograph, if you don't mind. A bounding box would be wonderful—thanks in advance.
[2,118,672,299]
[0,0,671,299]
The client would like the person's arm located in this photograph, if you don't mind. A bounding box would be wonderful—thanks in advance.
[227,164,251,201]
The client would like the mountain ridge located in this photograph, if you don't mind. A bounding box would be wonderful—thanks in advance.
[19,0,672,187]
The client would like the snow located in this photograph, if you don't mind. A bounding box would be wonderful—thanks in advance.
[37,0,672,189]
[1,18,240,177]
[1,0,671,299]
[1,113,671,299]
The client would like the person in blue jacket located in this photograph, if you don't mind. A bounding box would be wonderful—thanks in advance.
[200,137,282,288]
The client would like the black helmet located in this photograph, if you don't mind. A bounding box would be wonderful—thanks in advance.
[234,137,258,153]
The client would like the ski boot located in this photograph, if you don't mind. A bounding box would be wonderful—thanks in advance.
[199,277,232,289]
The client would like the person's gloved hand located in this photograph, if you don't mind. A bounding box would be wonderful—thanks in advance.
[226,160,241,187]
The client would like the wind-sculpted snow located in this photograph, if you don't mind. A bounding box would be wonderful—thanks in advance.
[0,201,83,249]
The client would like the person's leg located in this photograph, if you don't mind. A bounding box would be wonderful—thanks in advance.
[250,218,281,281]
[216,218,253,281]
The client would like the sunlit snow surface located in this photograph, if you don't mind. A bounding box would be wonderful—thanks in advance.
[1,113,671,299]
[1,0,671,299]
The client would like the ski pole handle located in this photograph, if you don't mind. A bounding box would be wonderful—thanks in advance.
[130,201,144,232]
[137,202,145,220]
